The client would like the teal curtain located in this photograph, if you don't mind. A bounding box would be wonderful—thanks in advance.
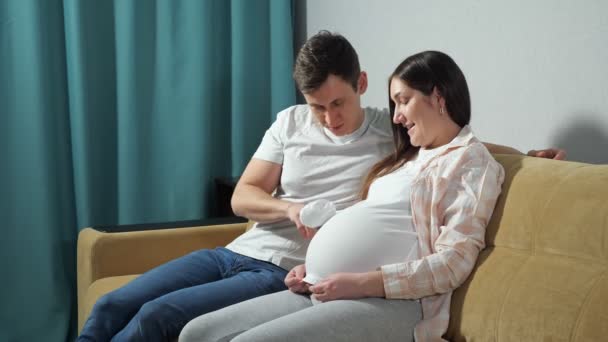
[0,0,296,341]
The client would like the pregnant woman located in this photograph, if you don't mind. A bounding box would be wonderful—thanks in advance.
[179,50,505,342]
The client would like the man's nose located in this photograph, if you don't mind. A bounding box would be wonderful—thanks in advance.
[325,109,339,126]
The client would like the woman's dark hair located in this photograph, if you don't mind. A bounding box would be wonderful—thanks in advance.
[361,51,471,199]
[293,31,360,93]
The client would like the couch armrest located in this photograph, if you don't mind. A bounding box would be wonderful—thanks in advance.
[77,221,247,327]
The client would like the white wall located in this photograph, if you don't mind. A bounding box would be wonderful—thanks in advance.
[303,0,608,163]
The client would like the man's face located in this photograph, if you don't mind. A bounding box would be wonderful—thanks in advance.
[303,73,367,136]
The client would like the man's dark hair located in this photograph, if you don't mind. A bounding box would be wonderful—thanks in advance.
[293,31,360,93]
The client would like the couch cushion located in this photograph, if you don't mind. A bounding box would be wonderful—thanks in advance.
[447,155,608,341]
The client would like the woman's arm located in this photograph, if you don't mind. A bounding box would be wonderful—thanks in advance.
[381,148,504,299]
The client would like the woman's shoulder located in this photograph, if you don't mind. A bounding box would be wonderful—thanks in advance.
[461,139,495,162]
[439,137,503,176]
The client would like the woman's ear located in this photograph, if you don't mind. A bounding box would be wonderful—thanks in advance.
[432,86,445,109]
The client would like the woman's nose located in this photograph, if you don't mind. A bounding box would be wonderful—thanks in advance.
[393,110,404,124]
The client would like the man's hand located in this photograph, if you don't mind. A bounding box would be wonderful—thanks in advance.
[286,203,317,239]
[285,264,310,294]
[527,148,567,160]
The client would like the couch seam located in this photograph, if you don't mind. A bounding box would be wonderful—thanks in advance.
[569,269,607,342]
[495,254,532,342]
[492,244,606,266]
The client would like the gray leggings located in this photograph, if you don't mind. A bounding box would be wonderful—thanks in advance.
[179,290,421,342]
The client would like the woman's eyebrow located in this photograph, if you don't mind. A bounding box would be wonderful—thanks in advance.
[392,91,409,100]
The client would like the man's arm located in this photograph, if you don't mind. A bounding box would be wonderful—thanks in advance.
[231,158,290,223]
[231,158,315,238]
[483,142,566,160]
[483,142,523,155]
[526,148,567,160]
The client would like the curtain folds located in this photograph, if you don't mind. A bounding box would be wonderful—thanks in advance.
[0,0,295,340]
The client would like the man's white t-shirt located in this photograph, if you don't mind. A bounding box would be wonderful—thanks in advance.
[226,105,393,270]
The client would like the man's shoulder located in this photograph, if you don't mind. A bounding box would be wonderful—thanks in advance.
[278,104,310,116]
[363,106,392,137]
[269,104,318,139]
[364,106,389,120]
[276,104,312,125]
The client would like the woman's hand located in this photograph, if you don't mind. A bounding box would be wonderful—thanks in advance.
[309,271,385,302]
[285,264,310,294]
[286,203,317,239]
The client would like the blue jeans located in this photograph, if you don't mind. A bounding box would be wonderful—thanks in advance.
[77,247,288,342]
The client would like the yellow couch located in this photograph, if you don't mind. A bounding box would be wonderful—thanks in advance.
[78,155,608,341]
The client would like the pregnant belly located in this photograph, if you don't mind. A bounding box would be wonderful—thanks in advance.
[303,205,418,284]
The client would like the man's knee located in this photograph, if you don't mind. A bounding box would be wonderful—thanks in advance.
[135,300,167,329]
[92,292,123,315]
[79,293,127,341]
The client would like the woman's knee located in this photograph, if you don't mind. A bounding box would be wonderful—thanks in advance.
[179,313,240,342]
[179,316,208,342]
[231,328,284,342]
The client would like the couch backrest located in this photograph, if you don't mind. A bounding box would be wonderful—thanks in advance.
[446,154,608,341]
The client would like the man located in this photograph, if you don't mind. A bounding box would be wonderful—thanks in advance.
[78,31,564,342]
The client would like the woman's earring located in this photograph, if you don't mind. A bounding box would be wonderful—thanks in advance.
[440,107,444,115]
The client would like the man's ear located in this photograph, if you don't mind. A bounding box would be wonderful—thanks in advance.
[358,71,368,95]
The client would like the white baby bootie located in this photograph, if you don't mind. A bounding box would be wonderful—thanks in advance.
[299,199,336,228]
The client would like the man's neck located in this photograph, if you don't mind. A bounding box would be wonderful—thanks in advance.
[344,107,365,135]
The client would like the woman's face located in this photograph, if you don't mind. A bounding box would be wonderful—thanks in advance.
[389,77,458,149]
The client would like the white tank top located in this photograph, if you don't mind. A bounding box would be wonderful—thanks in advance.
[304,148,440,284]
